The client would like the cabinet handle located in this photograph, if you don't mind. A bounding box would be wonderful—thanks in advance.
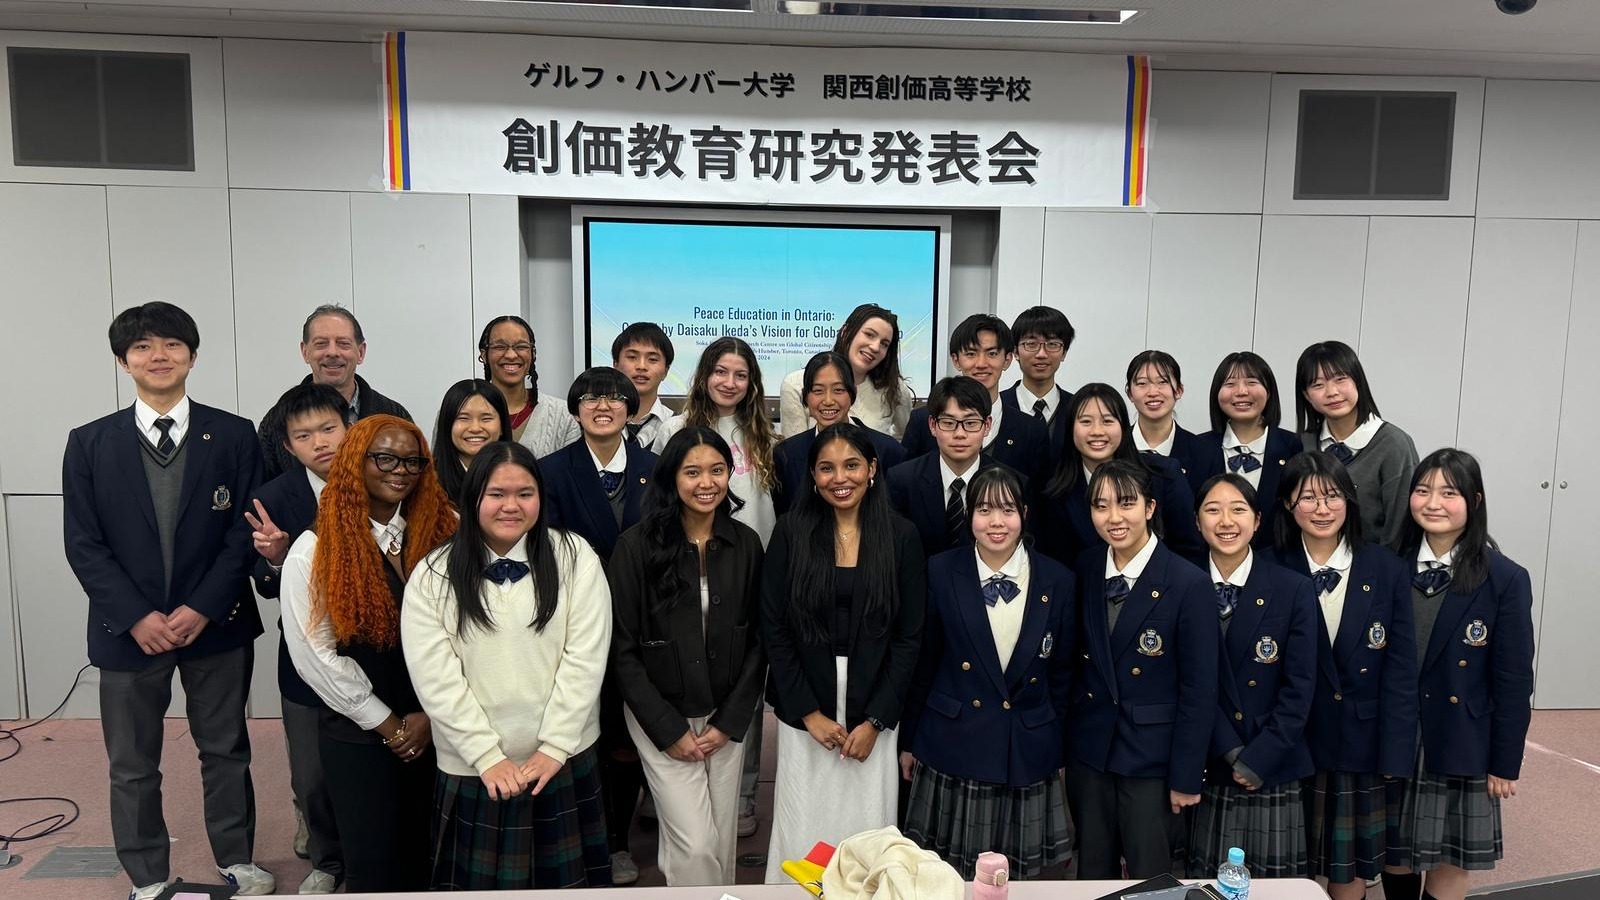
[1560,481,1569,489]
[1541,481,1550,489]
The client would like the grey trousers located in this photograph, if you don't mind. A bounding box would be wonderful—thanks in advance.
[282,697,343,879]
[99,645,255,887]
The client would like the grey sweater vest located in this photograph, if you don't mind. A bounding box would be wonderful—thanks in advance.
[140,436,188,601]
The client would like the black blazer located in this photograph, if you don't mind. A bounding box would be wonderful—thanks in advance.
[1165,424,1212,488]
[239,468,322,706]
[901,404,1052,486]
[1032,454,1206,569]
[906,547,1076,788]
[1273,542,1418,778]
[609,511,767,751]
[256,374,412,480]
[885,453,1026,561]
[1413,550,1535,779]
[772,421,906,517]
[1069,541,1217,795]
[1000,383,1074,465]
[1208,557,1318,787]
[761,511,927,732]
[540,440,657,563]
[1188,427,1303,547]
[63,403,264,671]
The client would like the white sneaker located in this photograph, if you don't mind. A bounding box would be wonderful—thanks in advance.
[611,851,639,885]
[218,862,276,896]
[299,868,338,894]
[129,882,169,900]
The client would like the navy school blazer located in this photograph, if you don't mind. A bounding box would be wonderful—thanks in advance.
[1208,556,1318,787]
[1413,549,1535,780]
[1161,424,1212,489]
[885,453,1029,562]
[1031,454,1207,570]
[904,546,1076,788]
[1188,427,1303,549]
[901,403,1052,486]
[539,439,658,564]
[1000,383,1075,466]
[1273,542,1418,778]
[238,467,322,705]
[63,403,264,672]
[772,421,906,517]
[1069,541,1218,796]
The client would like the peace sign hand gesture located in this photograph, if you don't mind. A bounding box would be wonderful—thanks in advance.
[243,499,291,567]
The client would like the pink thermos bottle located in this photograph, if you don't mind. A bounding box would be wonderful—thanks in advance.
[974,852,1009,900]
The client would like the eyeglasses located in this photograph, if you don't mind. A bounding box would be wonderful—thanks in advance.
[934,417,987,433]
[578,393,627,409]
[486,341,533,355]
[366,452,430,474]
[1293,491,1346,511]
[1018,339,1066,354]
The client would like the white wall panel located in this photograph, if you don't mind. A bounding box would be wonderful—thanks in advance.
[1458,219,1575,634]
[1478,80,1600,220]
[991,207,1046,373]
[223,39,385,192]
[1357,217,1474,457]
[229,189,353,427]
[351,192,476,441]
[1145,70,1270,215]
[1534,220,1600,709]
[0,499,20,719]
[1253,215,1369,400]
[0,183,116,495]
[523,200,578,391]
[469,194,525,345]
[108,187,238,414]
[1039,211,1153,395]
[247,597,282,718]
[1146,214,1261,434]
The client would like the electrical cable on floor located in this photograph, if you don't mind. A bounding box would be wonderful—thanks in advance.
[0,663,91,851]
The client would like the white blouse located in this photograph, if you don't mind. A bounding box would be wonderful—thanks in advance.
[778,368,913,439]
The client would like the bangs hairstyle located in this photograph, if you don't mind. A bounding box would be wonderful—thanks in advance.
[1046,383,1148,498]
[309,415,457,649]
[640,427,744,609]
[1197,472,1261,511]
[804,350,858,404]
[1274,449,1365,552]
[301,304,365,344]
[477,315,538,394]
[109,301,200,360]
[834,303,905,420]
[1293,340,1380,434]
[567,366,640,417]
[682,337,776,490]
[1087,458,1165,539]
[1010,305,1076,350]
[611,321,675,368]
[1125,349,1183,392]
[439,442,572,636]
[965,464,1030,534]
[949,313,1015,356]
[1395,448,1496,592]
[785,423,897,645]
[275,383,350,430]
[431,379,513,508]
[926,375,991,419]
[1208,351,1283,433]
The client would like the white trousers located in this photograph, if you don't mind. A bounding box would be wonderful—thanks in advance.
[625,707,748,886]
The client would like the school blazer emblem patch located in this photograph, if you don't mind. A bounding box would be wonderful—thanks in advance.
[1137,629,1165,657]
[1253,635,1280,664]
[1463,619,1490,647]
[1366,621,1388,650]
[1040,631,1054,658]
[211,485,232,511]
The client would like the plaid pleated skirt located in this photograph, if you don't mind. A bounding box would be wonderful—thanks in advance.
[1303,770,1388,883]
[1188,781,1308,878]
[430,745,613,890]
[1387,767,1502,872]
[902,760,1070,879]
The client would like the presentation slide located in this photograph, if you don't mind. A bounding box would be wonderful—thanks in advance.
[581,217,942,400]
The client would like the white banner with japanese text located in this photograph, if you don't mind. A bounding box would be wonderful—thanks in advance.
[383,31,1150,207]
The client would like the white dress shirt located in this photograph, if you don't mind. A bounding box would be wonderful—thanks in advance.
[1017,383,1061,424]
[939,454,982,511]
[588,439,628,475]
[1209,550,1254,590]
[1221,424,1270,490]
[1132,420,1176,456]
[630,396,675,453]
[1105,533,1160,584]
[981,400,1005,450]
[1416,541,1456,572]
[978,545,1032,669]
[133,395,191,447]
[1305,539,1355,647]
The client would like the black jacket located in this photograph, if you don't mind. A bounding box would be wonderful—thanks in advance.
[608,511,767,750]
[256,374,412,480]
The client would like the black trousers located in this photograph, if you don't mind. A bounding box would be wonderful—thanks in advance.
[318,724,434,893]
[282,697,342,879]
[1065,758,1177,880]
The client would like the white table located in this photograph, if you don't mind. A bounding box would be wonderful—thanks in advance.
[341,879,1327,899]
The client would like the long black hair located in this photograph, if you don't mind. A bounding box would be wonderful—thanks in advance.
[1394,448,1496,592]
[1208,351,1283,433]
[1086,459,1164,540]
[478,314,538,396]
[1046,383,1153,498]
[835,303,904,420]
[1294,340,1381,435]
[805,350,858,404]
[639,427,744,609]
[1274,449,1365,553]
[432,379,513,508]
[784,423,898,645]
[440,442,570,636]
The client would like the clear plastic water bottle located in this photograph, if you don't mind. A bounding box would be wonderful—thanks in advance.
[1216,846,1250,900]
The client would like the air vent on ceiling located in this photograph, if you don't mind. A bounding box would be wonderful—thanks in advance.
[1294,90,1455,201]
[7,47,194,171]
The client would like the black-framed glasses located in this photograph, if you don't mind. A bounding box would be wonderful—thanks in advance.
[934,417,987,433]
[486,341,534,355]
[578,393,627,409]
[1293,491,1346,511]
[1018,339,1066,354]
[366,451,429,474]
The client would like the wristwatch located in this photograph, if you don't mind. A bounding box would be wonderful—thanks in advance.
[866,716,886,732]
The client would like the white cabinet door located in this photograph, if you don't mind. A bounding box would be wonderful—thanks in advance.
[1254,215,1369,409]
[1039,210,1153,397]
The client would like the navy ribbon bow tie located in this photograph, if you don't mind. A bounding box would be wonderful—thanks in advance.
[598,470,623,496]
[1311,567,1342,596]
[1326,442,1356,465]
[485,558,530,585]
[1215,582,1240,619]
[1105,575,1132,604]
[1414,563,1452,596]
[1227,449,1262,473]
[982,574,1020,607]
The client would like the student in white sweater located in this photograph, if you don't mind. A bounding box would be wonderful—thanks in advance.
[778,303,913,439]
[401,442,614,890]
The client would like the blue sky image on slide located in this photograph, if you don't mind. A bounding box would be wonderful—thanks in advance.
[586,220,938,399]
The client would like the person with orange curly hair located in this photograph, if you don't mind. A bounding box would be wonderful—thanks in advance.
[281,414,458,893]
